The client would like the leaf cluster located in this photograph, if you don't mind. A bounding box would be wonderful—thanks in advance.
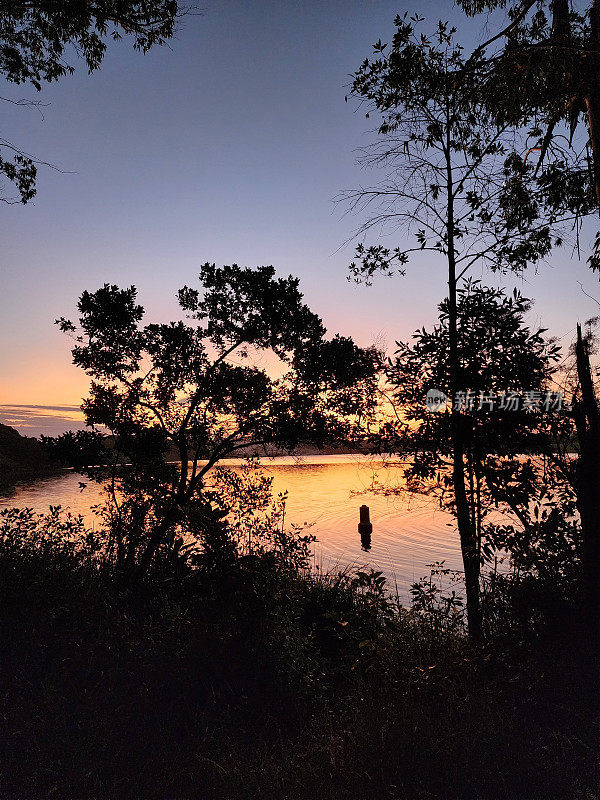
[56,263,378,570]
[345,12,590,283]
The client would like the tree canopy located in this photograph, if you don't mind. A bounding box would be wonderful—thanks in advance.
[0,0,182,88]
[375,282,578,619]
[457,0,600,258]
[0,0,184,203]
[345,13,593,285]
[56,263,378,577]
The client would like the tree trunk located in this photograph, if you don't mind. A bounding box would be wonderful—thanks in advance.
[126,510,178,589]
[129,450,192,587]
[584,90,600,208]
[586,0,600,207]
[574,323,600,626]
[446,132,481,641]
[452,415,482,641]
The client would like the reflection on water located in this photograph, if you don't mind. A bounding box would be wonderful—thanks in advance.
[360,527,372,552]
[0,455,461,600]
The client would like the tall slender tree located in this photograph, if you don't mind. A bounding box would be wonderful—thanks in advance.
[344,15,586,638]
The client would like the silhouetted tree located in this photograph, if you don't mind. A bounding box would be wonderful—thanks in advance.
[0,0,185,203]
[374,281,572,629]
[344,15,581,639]
[458,0,600,215]
[457,0,600,621]
[57,263,378,581]
[41,429,107,470]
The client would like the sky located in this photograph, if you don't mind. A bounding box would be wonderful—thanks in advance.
[1,0,600,436]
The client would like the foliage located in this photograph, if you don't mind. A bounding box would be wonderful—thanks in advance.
[0,503,595,799]
[198,463,316,574]
[0,0,182,89]
[409,561,465,634]
[372,281,581,587]
[1,460,317,586]
[456,0,600,265]
[0,149,36,204]
[0,505,102,567]
[90,459,318,581]
[344,13,587,285]
[379,280,558,460]
[54,263,378,577]
[481,455,579,576]
[0,0,184,203]
[41,429,108,469]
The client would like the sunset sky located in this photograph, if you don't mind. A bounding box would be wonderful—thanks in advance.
[2,0,599,436]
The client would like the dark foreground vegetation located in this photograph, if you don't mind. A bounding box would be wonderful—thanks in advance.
[0,504,597,800]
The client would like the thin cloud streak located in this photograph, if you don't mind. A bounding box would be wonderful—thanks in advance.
[0,405,86,438]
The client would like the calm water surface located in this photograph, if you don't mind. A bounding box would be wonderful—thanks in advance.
[0,455,461,600]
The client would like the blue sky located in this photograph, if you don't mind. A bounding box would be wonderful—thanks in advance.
[1,0,599,435]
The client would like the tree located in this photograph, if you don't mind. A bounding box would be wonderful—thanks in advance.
[0,0,185,203]
[41,428,107,470]
[344,14,581,639]
[456,0,600,622]
[458,0,600,215]
[572,321,600,616]
[57,263,378,581]
[374,281,569,631]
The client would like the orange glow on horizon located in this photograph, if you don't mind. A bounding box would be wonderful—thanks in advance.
[0,359,89,408]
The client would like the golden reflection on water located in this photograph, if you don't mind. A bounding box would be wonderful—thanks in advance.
[0,455,462,600]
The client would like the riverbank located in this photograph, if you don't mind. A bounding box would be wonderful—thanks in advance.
[0,507,596,800]
[0,424,61,489]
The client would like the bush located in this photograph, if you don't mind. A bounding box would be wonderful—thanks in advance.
[0,505,596,800]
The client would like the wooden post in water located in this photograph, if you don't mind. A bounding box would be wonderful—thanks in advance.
[358,504,372,551]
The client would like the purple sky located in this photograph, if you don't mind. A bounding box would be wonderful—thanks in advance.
[1,0,599,436]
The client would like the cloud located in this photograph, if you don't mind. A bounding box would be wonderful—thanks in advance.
[0,405,87,438]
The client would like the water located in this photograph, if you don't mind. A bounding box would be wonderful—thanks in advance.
[0,455,462,600]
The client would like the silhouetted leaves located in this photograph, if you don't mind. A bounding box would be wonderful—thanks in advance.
[345,12,590,284]
[57,264,378,575]
[0,0,183,202]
